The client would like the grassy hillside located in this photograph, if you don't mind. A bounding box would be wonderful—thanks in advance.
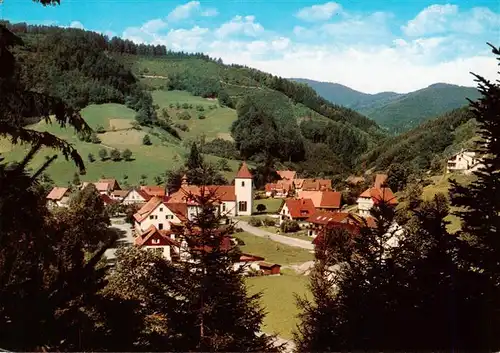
[1,102,243,186]
[294,79,479,134]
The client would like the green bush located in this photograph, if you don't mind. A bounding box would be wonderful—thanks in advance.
[256,204,267,213]
[174,123,189,132]
[143,134,152,145]
[177,111,191,120]
[280,220,300,233]
[248,218,263,227]
[263,217,276,227]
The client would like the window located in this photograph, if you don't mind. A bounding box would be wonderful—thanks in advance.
[158,223,163,230]
[222,203,226,212]
[238,201,247,212]
[149,215,154,220]
[166,215,173,220]
[241,181,245,187]
[152,238,160,244]
[155,215,158,219]
[159,207,163,212]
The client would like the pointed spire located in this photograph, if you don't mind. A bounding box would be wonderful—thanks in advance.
[236,161,252,179]
[181,174,188,187]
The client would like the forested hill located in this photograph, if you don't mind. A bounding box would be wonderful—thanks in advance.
[360,106,477,176]
[3,20,386,179]
[293,78,480,134]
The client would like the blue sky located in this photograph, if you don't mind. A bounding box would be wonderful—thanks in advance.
[2,0,500,93]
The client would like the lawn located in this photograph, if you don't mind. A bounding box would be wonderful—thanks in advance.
[151,90,237,141]
[233,232,314,265]
[1,102,244,186]
[246,272,311,339]
[422,173,474,233]
[253,198,284,214]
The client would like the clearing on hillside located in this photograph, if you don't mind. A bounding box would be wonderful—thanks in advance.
[108,118,133,130]
[80,103,136,129]
[99,130,146,146]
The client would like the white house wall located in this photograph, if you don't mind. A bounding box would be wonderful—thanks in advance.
[135,204,182,233]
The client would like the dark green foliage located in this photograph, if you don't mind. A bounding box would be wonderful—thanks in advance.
[121,148,132,161]
[256,204,266,213]
[263,217,275,226]
[142,134,152,145]
[218,89,232,107]
[90,132,101,144]
[72,171,80,185]
[202,138,240,160]
[280,220,300,233]
[96,125,105,133]
[216,158,232,171]
[450,44,500,283]
[386,162,412,192]
[198,114,206,120]
[174,122,189,132]
[361,107,476,173]
[177,110,191,120]
[249,217,263,227]
[186,142,203,170]
[98,148,108,160]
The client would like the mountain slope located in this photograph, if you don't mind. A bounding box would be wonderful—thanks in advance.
[293,78,479,134]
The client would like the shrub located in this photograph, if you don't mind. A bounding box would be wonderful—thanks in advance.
[196,105,205,112]
[87,153,95,163]
[181,103,189,109]
[256,204,267,213]
[169,103,174,108]
[248,218,263,227]
[110,149,121,161]
[90,132,101,144]
[96,125,105,133]
[131,121,142,130]
[122,148,133,161]
[174,123,189,132]
[143,134,152,145]
[263,217,275,227]
[198,114,206,120]
[280,220,300,233]
[177,111,191,120]
[98,148,108,161]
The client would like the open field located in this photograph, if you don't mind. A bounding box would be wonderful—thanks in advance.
[234,231,314,265]
[151,90,237,141]
[253,198,284,214]
[1,103,243,186]
[246,272,310,339]
[422,173,475,233]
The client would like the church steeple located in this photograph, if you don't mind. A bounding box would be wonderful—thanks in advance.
[236,162,252,179]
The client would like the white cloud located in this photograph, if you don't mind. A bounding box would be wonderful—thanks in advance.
[201,8,219,17]
[155,26,209,51]
[167,1,199,21]
[402,4,500,36]
[141,19,168,33]
[322,11,392,39]
[296,2,342,22]
[215,15,264,38]
[69,21,84,29]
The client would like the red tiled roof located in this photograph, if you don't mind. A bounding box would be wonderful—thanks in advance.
[236,162,252,179]
[98,178,121,191]
[46,187,69,200]
[298,190,341,209]
[346,175,365,185]
[258,261,281,269]
[168,185,236,203]
[283,198,316,219]
[133,196,163,223]
[100,194,118,205]
[111,190,129,198]
[141,185,166,197]
[301,179,332,191]
[359,187,398,205]
[277,170,296,181]
[307,211,350,225]
[165,202,188,222]
[265,180,294,193]
[134,225,180,247]
[240,253,265,262]
[374,174,388,189]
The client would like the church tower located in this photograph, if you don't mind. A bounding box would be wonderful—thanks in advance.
[234,162,253,216]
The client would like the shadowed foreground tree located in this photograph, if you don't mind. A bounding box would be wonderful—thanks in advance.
[295,44,500,352]
[107,186,281,352]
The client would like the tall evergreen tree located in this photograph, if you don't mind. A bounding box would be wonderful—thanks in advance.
[187,142,204,170]
[450,43,500,281]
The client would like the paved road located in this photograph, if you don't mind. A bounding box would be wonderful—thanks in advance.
[104,217,134,261]
[236,220,314,250]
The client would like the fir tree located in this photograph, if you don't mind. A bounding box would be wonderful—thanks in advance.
[187,142,204,170]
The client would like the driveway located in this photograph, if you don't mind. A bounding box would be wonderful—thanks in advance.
[236,220,314,250]
[104,217,135,261]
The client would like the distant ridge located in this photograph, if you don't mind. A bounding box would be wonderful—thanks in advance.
[292,78,479,134]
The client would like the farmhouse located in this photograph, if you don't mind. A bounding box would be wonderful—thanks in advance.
[279,198,316,226]
[134,225,181,261]
[121,188,151,205]
[297,190,342,211]
[294,178,332,192]
[357,187,398,217]
[46,187,71,208]
[168,162,254,217]
[264,179,294,198]
[446,149,483,174]
[133,197,188,233]
[277,170,296,181]
[307,211,376,238]
[141,185,166,198]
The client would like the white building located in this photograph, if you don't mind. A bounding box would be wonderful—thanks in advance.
[121,188,151,205]
[134,225,181,261]
[447,150,483,174]
[167,162,254,217]
[46,187,71,208]
[133,197,188,234]
[357,187,398,217]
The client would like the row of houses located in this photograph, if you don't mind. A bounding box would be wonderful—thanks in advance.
[265,170,333,198]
